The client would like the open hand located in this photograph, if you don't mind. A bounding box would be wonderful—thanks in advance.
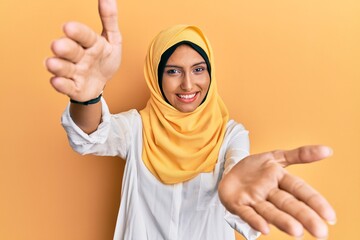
[218,145,336,238]
[46,0,122,102]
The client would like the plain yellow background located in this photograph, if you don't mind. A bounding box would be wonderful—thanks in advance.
[0,0,359,239]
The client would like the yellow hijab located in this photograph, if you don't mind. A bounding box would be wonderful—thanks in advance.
[139,24,229,184]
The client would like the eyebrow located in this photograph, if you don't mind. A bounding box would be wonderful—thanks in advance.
[164,61,207,68]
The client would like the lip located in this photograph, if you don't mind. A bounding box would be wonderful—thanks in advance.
[176,92,199,103]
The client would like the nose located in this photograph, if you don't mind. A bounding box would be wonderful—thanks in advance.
[180,72,193,91]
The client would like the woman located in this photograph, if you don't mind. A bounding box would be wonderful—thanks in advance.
[46,0,336,239]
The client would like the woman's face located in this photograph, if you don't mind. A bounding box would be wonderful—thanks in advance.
[162,44,210,113]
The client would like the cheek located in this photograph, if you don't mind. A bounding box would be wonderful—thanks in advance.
[197,72,210,89]
[162,78,176,97]
[200,77,211,92]
[205,80,211,90]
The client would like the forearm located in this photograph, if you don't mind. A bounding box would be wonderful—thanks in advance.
[70,101,102,134]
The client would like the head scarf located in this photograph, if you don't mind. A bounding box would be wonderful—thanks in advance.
[140,24,229,184]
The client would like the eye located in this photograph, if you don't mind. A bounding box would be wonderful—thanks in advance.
[166,69,181,75]
[193,66,206,74]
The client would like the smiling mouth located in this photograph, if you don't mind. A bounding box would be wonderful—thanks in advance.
[178,93,196,99]
[176,92,198,102]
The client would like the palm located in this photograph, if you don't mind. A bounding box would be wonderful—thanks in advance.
[218,146,337,238]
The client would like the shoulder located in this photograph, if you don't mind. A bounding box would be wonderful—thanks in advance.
[222,119,250,151]
[111,109,142,130]
[113,109,141,121]
[113,109,140,117]
[225,119,248,137]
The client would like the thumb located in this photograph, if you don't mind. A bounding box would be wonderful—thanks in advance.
[276,145,333,167]
[98,0,122,44]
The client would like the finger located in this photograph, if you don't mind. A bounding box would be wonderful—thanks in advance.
[268,188,329,238]
[63,22,98,48]
[50,76,77,97]
[230,205,270,235]
[46,57,76,79]
[280,173,337,225]
[253,201,304,237]
[51,37,85,63]
[272,145,333,167]
[98,0,122,44]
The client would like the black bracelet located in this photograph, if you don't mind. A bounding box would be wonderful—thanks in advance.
[70,93,102,105]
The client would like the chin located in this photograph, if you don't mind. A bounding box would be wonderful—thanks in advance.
[175,104,199,113]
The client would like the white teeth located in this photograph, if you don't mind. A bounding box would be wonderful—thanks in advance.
[178,93,196,99]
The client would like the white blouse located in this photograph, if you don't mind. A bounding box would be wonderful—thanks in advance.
[61,98,260,240]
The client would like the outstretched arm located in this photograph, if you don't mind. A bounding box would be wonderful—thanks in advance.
[218,145,336,239]
[46,0,122,134]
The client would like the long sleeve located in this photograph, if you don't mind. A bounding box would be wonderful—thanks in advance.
[61,98,140,159]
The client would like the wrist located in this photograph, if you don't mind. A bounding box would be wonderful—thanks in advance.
[70,92,103,105]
